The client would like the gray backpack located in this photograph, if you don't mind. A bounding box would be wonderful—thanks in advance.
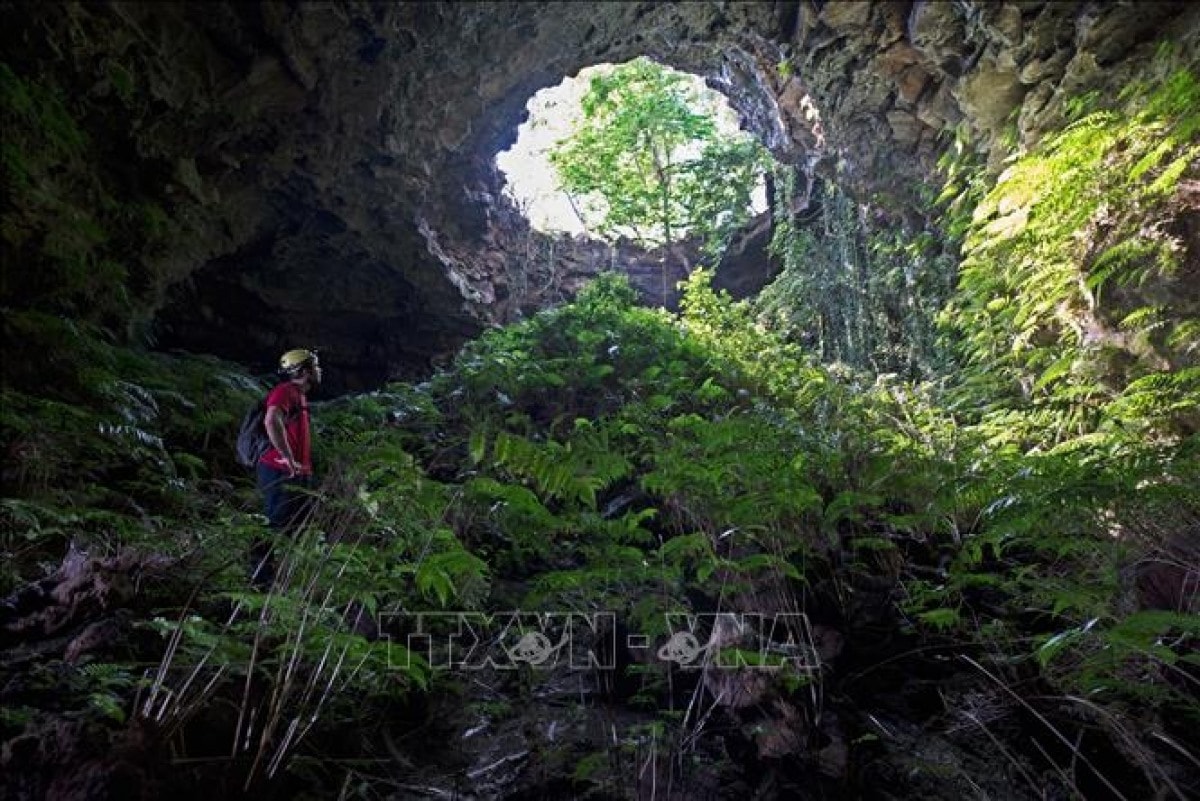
[235,398,270,468]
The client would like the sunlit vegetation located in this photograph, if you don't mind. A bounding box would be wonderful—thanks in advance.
[1,48,1198,801]
[943,65,1200,449]
[548,58,769,263]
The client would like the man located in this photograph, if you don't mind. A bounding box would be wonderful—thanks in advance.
[252,348,322,586]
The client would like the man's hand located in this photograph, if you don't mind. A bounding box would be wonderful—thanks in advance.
[264,404,296,475]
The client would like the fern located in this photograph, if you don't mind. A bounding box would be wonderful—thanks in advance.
[415,549,489,607]
[489,428,630,509]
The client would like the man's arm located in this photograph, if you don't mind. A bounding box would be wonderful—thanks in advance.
[264,404,297,476]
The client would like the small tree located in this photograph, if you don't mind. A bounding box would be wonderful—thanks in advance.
[549,58,768,296]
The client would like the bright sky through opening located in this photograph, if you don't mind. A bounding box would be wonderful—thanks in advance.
[496,63,767,238]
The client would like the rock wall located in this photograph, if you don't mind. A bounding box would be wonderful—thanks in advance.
[3,1,1197,389]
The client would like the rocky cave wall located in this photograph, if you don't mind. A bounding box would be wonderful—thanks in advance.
[4,1,1198,391]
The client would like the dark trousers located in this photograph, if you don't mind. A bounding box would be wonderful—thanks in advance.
[252,464,313,587]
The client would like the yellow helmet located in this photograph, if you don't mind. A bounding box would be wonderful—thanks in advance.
[279,348,318,375]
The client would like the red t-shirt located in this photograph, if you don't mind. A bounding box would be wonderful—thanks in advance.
[259,381,312,474]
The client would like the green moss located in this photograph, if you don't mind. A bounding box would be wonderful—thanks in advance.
[0,62,88,165]
[0,61,176,337]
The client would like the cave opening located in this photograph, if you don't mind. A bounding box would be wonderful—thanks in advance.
[4,3,1200,799]
[494,58,770,252]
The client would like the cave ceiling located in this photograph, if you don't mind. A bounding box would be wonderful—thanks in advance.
[5,1,1199,391]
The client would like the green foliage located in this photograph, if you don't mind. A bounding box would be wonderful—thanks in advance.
[933,123,992,240]
[0,325,271,596]
[941,68,1200,447]
[6,44,1199,788]
[758,170,956,377]
[0,62,88,188]
[678,267,817,404]
[2,253,1195,797]
[549,57,769,266]
[484,423,632,509]
[1,61,179,340]
[642,412,820,535]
